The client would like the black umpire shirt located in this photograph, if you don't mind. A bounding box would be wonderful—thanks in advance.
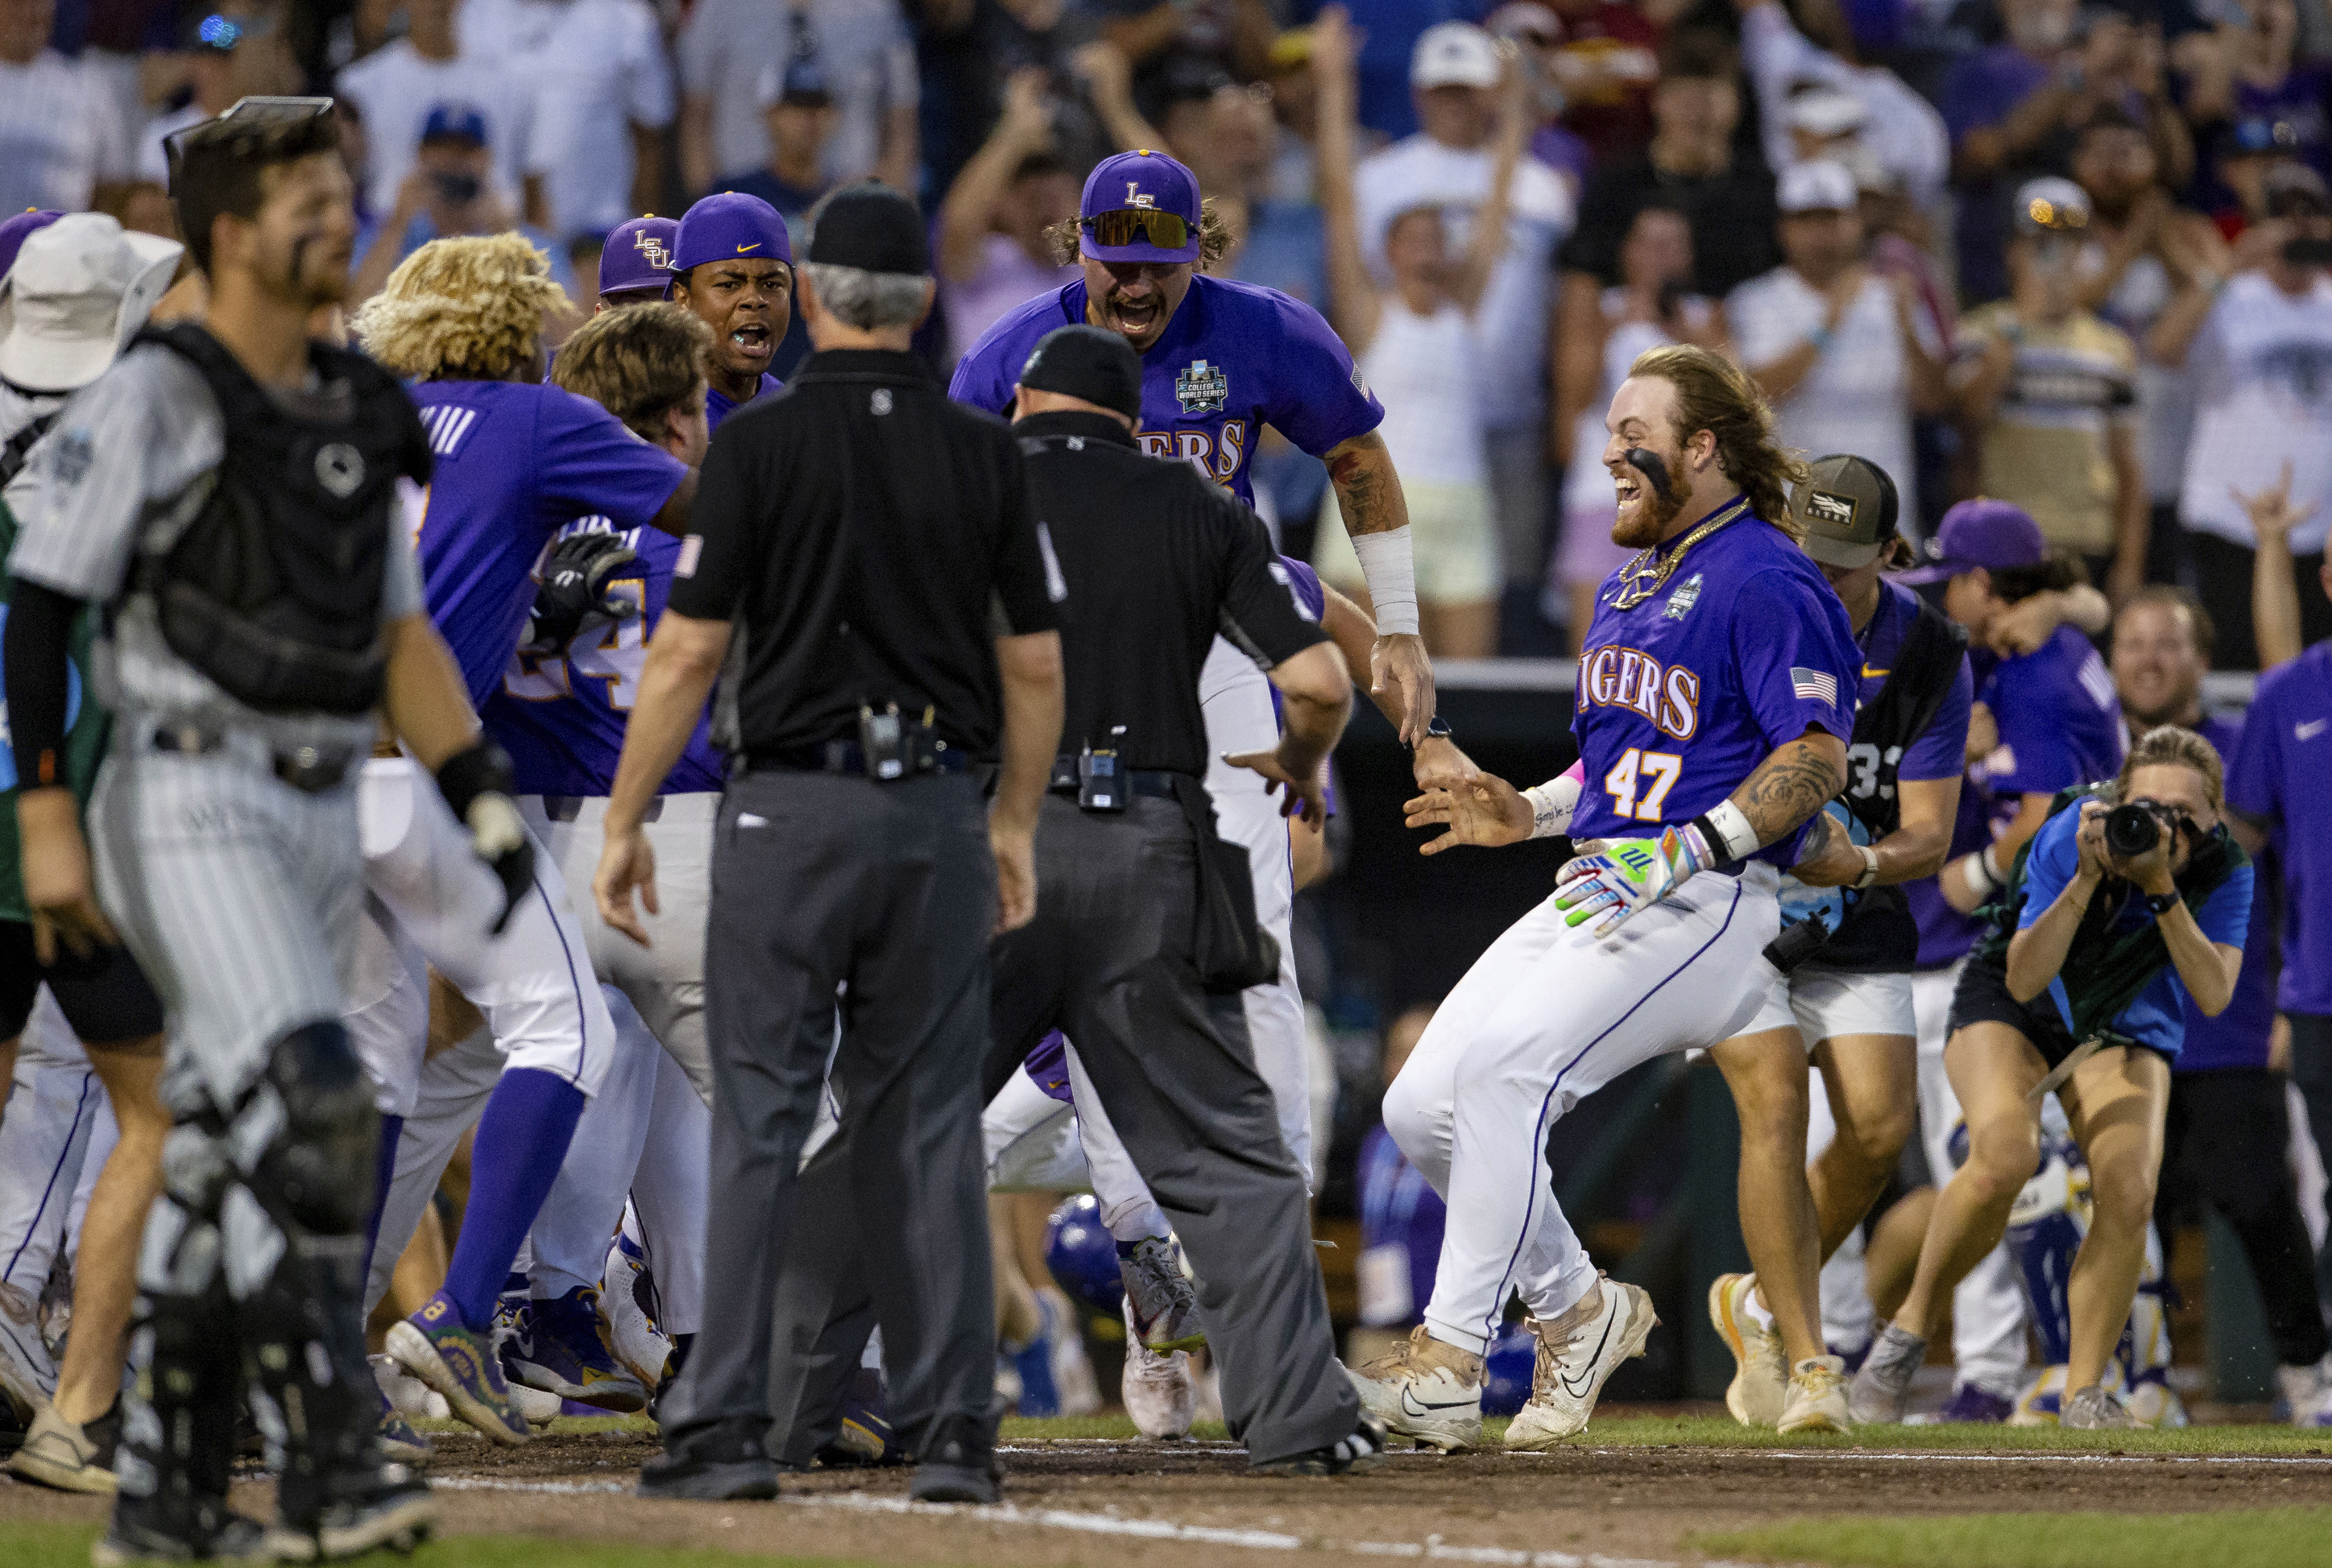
[669,348,1062,757]
[1017,410,1328,775]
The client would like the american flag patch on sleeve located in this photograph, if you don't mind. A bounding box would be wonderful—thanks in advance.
[1790,667,1839,706]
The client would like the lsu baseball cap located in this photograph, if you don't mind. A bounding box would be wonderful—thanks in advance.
[1791,454,1899,569]
[672,190,793,276]
[0,209,64,284]
[0,213,184,391]
[1079,150,1201,266]
[1895,498,2048,585]
[1778,159,1859,214]
[421,102,489,147]
[2014,176,2090,237]
[1412,22,1502,89]
[1017,324,1143,423]
[599,214,678,299]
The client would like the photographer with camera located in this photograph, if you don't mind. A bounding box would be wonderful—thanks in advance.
[1850,726,2251,1429]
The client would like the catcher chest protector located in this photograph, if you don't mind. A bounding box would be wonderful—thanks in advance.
[135,323,430,715]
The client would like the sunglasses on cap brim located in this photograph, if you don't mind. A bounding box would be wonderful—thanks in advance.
[1081,208,1191,250]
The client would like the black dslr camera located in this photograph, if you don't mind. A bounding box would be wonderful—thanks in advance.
[2105,800,2175,858]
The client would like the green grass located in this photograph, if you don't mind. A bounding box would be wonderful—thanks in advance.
[0,1522,912,1568]
[1689,1506,2332,1567]
[998,1413,2332,1455]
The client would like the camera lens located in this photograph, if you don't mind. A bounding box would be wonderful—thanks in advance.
[2105,802,2160,857]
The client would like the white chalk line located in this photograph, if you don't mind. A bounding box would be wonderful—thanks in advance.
[429,1475,1736,1566]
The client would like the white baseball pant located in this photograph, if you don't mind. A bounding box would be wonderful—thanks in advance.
[362,1019,501,1316]
[0,992,100,1393]
[345,757,617,1117]
[983,1067,1087,1193]
[1388,863,1784,1354]
[1912,959,2028,1396]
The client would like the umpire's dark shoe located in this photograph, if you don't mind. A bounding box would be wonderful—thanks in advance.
[266,1466,438,1562]
[908,1406,1004,1504]
[638,1421,781,1500]
[92,1501,271,1565]
[1248,1413,1389,1476]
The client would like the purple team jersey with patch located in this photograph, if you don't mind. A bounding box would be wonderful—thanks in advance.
[482,517,726,797]
[2227,642,2332,1016]
[1907,627,2127,968]
[408,380,688,710]
[1568,501,1860,868]
[2177,714,2277,1070]
[706,372,781,431]
[947,274,1384,505]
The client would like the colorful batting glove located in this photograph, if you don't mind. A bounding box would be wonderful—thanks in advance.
[1554,821,1717,936]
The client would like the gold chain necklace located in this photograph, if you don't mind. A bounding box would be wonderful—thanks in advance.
[1608,494,1751,611]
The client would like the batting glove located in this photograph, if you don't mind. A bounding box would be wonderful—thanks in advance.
[524,532,640,652]
[437,738,535,935]
[1554,821,1717,937]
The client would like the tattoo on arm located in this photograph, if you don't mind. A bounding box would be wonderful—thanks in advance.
[1733,738,1845,848]
[1326,433,1405,536]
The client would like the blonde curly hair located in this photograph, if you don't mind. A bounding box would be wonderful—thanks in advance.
[350,233,571,382]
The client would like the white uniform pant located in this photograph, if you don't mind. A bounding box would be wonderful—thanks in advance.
[1389,863,1783,1354]
[1912,960,2028,1396]
[0,994,101,1392]
[344,758,617,1119]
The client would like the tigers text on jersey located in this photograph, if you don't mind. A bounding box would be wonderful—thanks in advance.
[946,273,1383,506]
[1567,499,1861,867]
[483,517,725,796]
[406,379,689,710]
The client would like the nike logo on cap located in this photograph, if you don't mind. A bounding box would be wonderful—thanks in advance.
[737,242,762,253]
[2300,718,2330,741]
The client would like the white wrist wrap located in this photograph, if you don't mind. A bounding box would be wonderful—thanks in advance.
[1700,799,1758,862]
[1351,525,1420,635]
[1961,851,1997,900]
[1523,775,1581,839]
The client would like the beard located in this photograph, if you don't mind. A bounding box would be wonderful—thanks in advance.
[1611,474,1688,549]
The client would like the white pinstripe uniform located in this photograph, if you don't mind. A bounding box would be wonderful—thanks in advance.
[0,48,133,217]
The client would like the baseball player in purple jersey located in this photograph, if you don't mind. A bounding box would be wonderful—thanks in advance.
[343,234,694,1446]
[597,215,679,309]
[1361,345,1860,1451]
[949,148,1439,747]
[669,192,790,428]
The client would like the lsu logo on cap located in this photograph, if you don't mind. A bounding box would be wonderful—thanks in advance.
[1124,180,1156,209]
[1806,489,1857,529]
[1176,359,1228,416]
[633,227,671,270]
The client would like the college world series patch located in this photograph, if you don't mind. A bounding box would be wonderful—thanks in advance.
[1176,359,1228,416]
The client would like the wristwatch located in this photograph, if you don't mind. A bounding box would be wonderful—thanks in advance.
[2144,890,2181,916]
[1852,845,1881,891]
[1409,715,1453,750]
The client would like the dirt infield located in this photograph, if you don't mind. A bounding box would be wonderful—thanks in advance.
[14,1410,2330,1566]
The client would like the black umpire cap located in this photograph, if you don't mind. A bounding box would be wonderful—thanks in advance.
[1017,325,1144,424]
[1791,454,1899,569]
[806,180,930,275]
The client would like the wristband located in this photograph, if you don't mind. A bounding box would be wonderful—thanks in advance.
[1522,774,1581,839]
[437,737,517,822]
[1961,850,1999,900]
[1981,846,2006,885]
[1688,798,1758,863]
[1853,844,1880,891]
[1350,525,1420,636]
[2144,890,2181,916]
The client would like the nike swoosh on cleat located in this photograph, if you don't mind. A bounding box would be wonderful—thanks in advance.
[1559,1309,1618,1399]
[1398,1387,1475,1417]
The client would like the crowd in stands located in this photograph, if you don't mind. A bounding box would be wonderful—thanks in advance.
[7,0,2332,661]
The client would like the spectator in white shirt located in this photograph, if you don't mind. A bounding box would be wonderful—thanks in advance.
[1731,158,1945,527]
[1354,17,1575,603]
[678,0,917,200]
[1731,0,1949,210]
[0,0,131,217]
[336,0,529,223]
[465,0,674,242]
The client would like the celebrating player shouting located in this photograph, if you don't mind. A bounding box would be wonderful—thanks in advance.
[1360,345,1861,1450]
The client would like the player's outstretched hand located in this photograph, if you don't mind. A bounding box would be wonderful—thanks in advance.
[594,822,661,947]
[527,531,640,652]
[1225,746,1332,825]
[1405,772,1529,854]
[1371,632,1437,747]
[1554,822,1713,936]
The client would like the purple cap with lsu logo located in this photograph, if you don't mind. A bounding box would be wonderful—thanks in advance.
[599,215,679,300]
[1079,150,1202,266]
[671,190,793,277]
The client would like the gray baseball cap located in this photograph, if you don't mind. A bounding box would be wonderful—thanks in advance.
[1791,453,1900,569]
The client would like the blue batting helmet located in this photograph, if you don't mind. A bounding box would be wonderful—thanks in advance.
[1042,1195,1124,1315]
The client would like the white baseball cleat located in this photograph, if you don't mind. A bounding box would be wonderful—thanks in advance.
[601,1232,675,1393]
[1777,1355,1853,1434]
[1505,1275,1657,1450]
[1708,1272,1786,1428]
[1344,1325,1483,1452]
[1120,1298,1195,1440]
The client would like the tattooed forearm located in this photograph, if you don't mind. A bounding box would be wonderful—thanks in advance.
[1733,734,1846,847]
[1326,432,1411,537]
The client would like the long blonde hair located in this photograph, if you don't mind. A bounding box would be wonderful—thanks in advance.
[1627,343,1808,539]
[350,233,570,381]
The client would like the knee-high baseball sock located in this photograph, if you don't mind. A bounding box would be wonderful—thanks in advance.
[358,1112,403,1283]
[441,1069,583,1330]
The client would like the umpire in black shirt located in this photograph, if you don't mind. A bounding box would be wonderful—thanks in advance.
[992,325,1384,1473]
[593,184,1066,1504]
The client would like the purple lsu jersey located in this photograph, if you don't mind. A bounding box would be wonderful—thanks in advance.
[1568,499,1861,867]
[706,371,782,432]
[408,380,689,710]
[482,517,726,797]
[947,273,1384,506]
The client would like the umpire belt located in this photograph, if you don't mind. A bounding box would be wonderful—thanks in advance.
[739,741,975,779]
[1046,759,1185,803]
[141,720,355,793]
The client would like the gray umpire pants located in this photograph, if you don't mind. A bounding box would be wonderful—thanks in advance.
[659,768,996,1460]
